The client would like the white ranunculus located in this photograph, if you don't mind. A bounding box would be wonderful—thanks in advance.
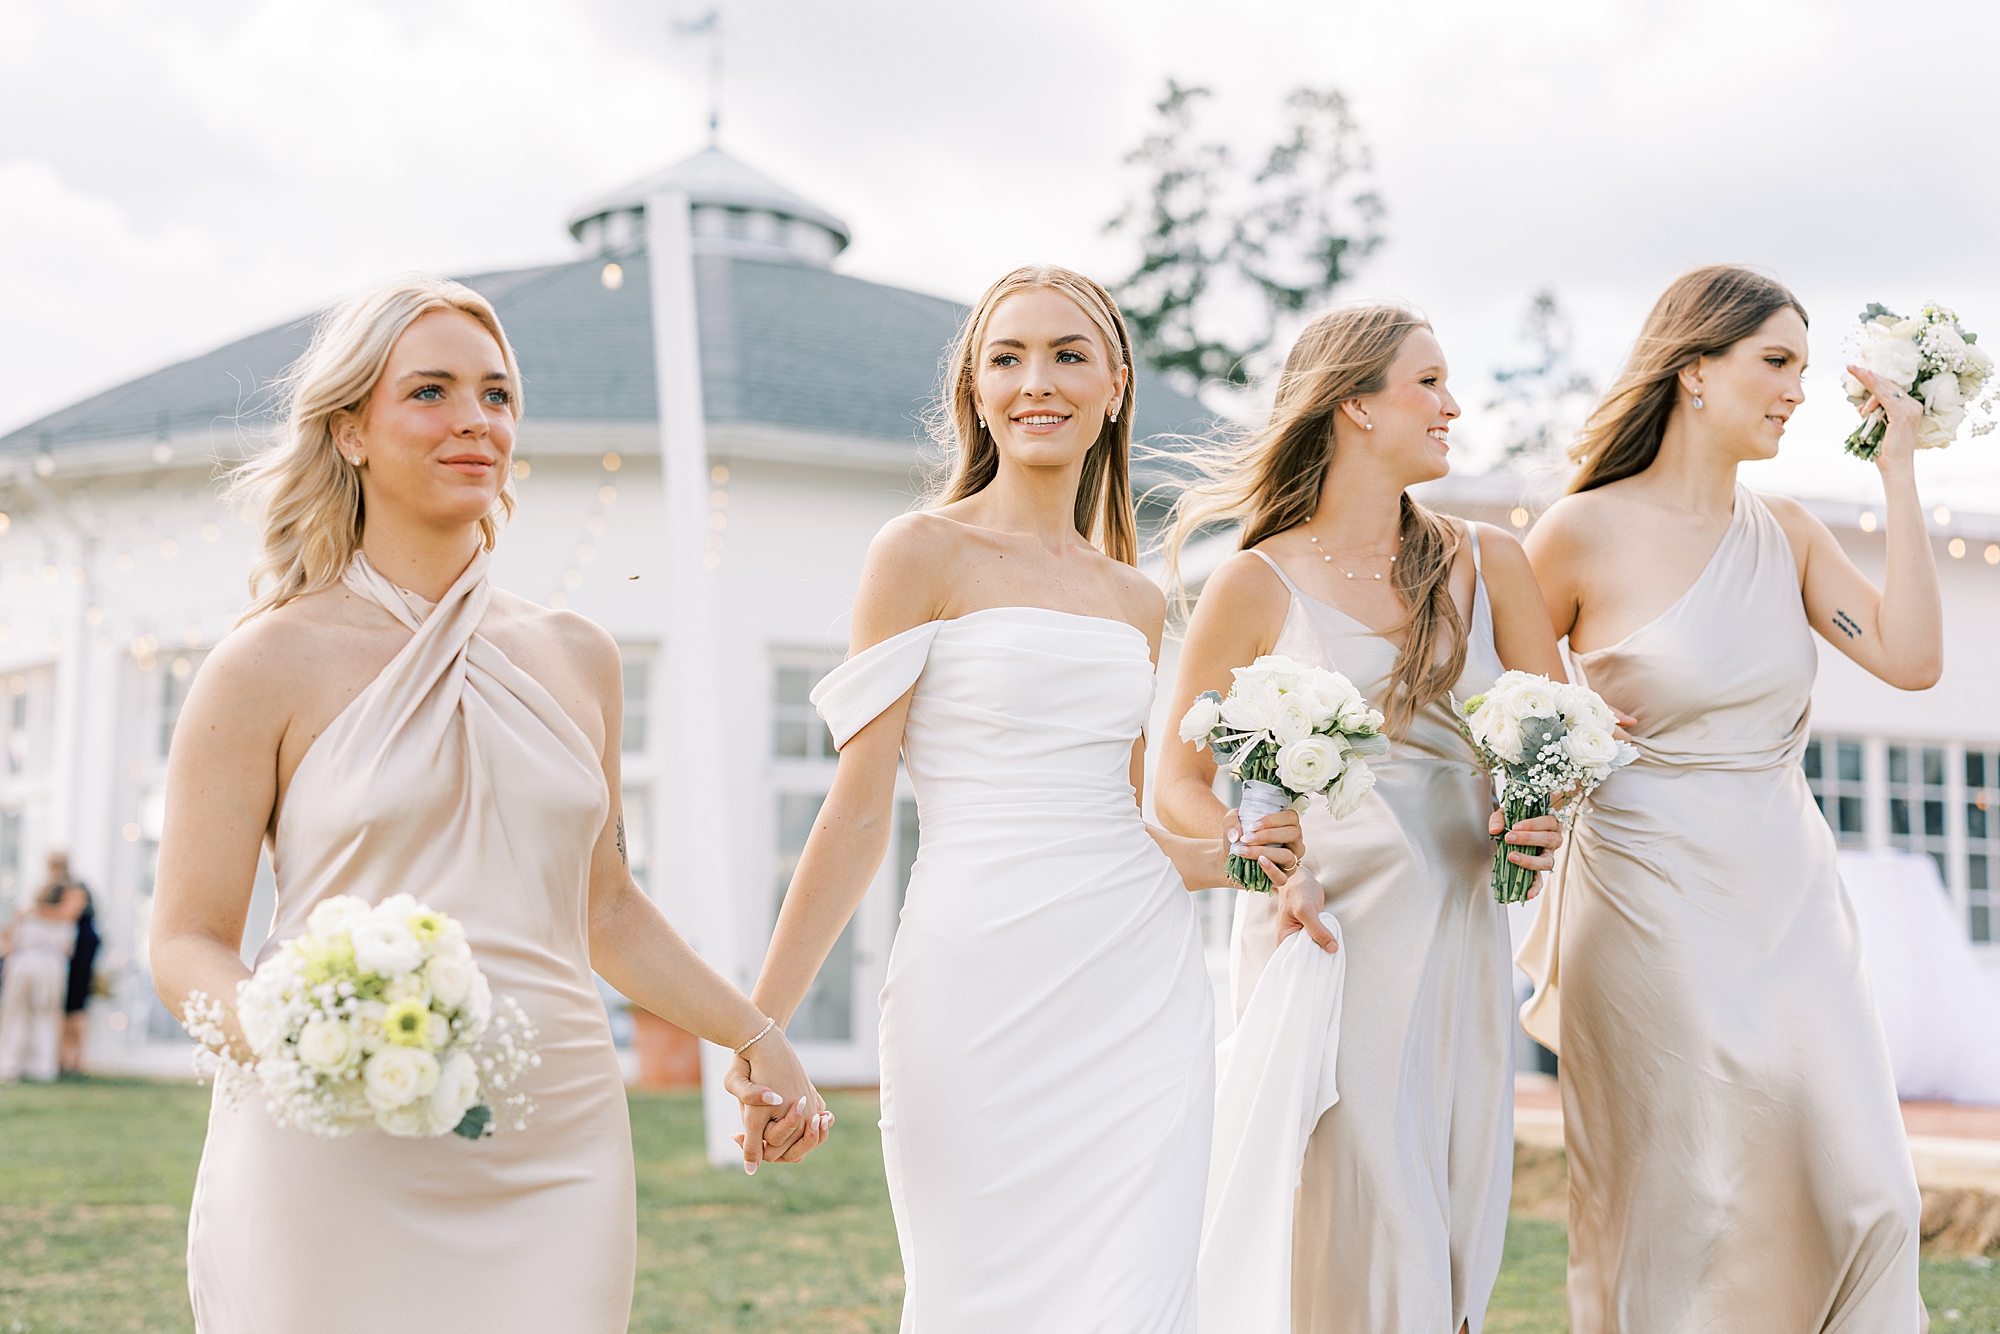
[425,953,475,1011]
[1920,405,1967,449]
[372,893,421,921]
[462,972,493,1037]
[1846,323,1923,399]
[1179,694,1222,747]
[429,1051,482,1131]
[384,972,431,1006]
[1557,682,1615,732]
[349,1001,390,1054]
[1469,699,1525,763]
[1243,654,1306,693]
[1300,669,1360,724]
[427,1012,452,1051]
[363,1046,440,1111]
[1275,735,1343,793]
[1337,697,1385,736]
[306,895,373,939]
[1503,676,1560,720]
[377,1101,434,1138]
[1920,372,1965,415]
[1220,679,1281,735]
[1324,760,1378,819]
[1272,694,1318,746]
[295,1016,360,1074]
[1563,724,1622,771]
[351,918,424,978]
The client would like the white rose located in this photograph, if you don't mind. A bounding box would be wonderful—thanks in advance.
[1275,735,1343,792]
[1220,679,1281,734]
[429,1051,482,1130]
[351,918,423,977]
[462,971,493,1037]
[1562,724,1622,770]
[1271,694,1318,745]
[363,1046,440,1111]
[1179,694,1222,747]
[306,895,373,939]
[295,1016,361,1074]
[1324,761,1378,819]
[1919,403,1966,449]
[384,972,431,1006]
[427,1011,452,1051]
[1299,669,1360,724]
[425,953,475,1011]
[349,1000,390,1054]
[376,1101,434,1138]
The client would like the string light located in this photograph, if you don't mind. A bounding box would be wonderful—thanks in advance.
[1858,512,1878,533]
[1950,538,1967,559]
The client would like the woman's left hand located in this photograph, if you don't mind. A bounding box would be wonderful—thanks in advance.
[1227,806,1304,870]
[1488,809,1562,900]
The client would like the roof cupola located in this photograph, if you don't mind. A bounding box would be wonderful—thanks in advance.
[567,146,850,267]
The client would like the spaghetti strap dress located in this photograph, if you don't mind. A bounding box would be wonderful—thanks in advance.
[1228,527,1514,1333]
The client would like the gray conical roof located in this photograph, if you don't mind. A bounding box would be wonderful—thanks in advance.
[566,146,850,253]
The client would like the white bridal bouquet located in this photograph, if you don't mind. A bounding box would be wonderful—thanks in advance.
[1842,302,1997,460]
[1454,672,1638,904]
[186,895,539,1140]
[1180,654,1389,894]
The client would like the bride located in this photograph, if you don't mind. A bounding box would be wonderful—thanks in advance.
[744,264,1305,1332]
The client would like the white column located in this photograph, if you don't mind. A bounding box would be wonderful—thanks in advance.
[1946,741,1970,930]
[643,192,743,1168]
[1863,736,1890,853]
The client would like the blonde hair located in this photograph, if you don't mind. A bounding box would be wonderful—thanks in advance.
[1569,265,1807,493]
[228,275,522,620]
[1160,302,1465,736]
[927,265,1139,565]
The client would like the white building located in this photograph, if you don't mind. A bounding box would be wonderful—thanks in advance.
[0,148,1209,1116]
[5,147,1999,1123]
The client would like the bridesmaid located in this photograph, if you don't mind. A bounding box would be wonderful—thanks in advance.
[1157,302,1566,1334]
[745,265,1305,1332]
[1517,264,1937,1331]
[150,276,822,1334]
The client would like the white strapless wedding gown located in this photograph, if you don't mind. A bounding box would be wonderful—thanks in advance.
[813,607,1215,1334]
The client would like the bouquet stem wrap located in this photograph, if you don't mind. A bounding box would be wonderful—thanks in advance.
[1228,779,1292,896]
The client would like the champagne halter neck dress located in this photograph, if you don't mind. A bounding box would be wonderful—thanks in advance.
[1227,525,1515,1334]
[186,550,637,1334]
[1517,486,1925,1332]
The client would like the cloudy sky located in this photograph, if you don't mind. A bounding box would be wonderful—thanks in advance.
[5,0,1999,504]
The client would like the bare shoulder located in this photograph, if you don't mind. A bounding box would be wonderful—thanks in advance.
[1100,557,1167,643]
[1753,491,1825,540]
[197,587,386,700]
[486,589,621,686]
[1521,490,1618,560]
[867,509,964,575]
[1203,547,1290,610]
[1469,521,1534,574]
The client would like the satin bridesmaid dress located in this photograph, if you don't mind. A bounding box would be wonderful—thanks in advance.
[811,607,1215,1334]
[1518,486,1926,1332]
[1228,526,1514,1334]
[186,551,636,1333]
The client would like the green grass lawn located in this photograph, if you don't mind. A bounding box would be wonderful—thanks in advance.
[1,1079,1995,1332]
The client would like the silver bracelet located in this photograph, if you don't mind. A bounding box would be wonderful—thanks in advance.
[732,1016,777,1057]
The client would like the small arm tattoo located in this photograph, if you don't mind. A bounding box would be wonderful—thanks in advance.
[616,818,627,865]
[1832,609,1863,639]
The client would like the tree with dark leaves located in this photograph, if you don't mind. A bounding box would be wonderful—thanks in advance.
[1488,289,1598,469]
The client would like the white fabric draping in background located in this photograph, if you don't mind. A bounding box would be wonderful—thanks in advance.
[1841,848,2000,1104]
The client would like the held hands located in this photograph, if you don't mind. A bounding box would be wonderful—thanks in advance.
[724,1028,832,1175]
[1488,809,1563,900]
[1846,364,1924,469]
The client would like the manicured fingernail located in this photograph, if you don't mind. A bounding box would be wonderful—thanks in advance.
[795,1096,808,1114]
[745,1160,756,1175]
[762,1090,784,1106]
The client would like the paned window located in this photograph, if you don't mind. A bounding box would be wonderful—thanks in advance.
[773,663,837,760]
[1802,736,1867,849]
[775,790,853,1041]
[1886,743,1948,887]
[1968,748,1999,944]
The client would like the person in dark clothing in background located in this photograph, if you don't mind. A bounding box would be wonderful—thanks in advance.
[38,853,95,1076]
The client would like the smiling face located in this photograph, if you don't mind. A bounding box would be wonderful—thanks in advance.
[972,286,1128,474]
[1349,326,1460,484]
[1687,307,1808,461]
[334,309,517,535]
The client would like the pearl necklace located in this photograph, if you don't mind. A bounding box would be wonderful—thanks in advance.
[1307,531,1401,581]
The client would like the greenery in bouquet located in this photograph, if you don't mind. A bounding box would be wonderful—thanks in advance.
[1842,303,1996,460]
[186,894,539,1141]
[1180,653,1388,893]
[1454,672,1637,904]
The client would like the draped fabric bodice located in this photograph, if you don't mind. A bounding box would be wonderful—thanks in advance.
[187,549,637,1334]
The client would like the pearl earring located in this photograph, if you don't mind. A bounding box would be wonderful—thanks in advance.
[1692,395,1704,410]
[1364,422,1374,431]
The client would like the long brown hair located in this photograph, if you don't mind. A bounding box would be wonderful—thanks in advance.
[1161,303,1464,736]
[228,275,523,620]
[927,265,1139,565]
[1569,265,1807,493]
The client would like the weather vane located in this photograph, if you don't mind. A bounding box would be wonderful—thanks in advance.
[673,9,722,146]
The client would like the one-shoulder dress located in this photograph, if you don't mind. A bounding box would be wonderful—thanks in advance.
[1517,487,1925,1332]
[185,551,635,1333]
[1227,530,1514,1333]
[811,607,1215,1334]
